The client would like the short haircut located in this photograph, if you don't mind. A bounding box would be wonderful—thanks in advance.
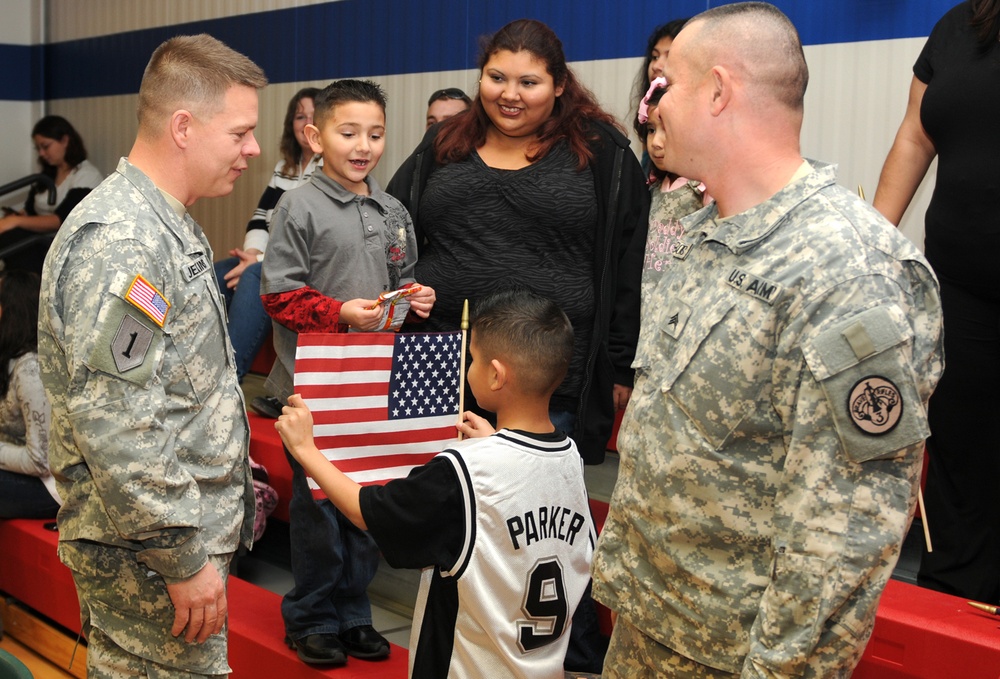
[312,79,387,130]
[690,2,808,111]
[427,87,472,108]
[471,287,574,396]
[137,34,267,133]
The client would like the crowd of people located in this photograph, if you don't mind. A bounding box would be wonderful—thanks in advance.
[2,1,992,677]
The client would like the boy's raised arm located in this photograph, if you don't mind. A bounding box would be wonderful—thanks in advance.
[275,394,367,529]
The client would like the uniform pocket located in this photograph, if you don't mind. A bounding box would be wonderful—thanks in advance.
[658,295,777,449]
[162,282,229,405]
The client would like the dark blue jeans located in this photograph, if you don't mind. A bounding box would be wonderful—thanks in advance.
[0,469,59,519]
[214,257,271,382]
[281,449,379,639]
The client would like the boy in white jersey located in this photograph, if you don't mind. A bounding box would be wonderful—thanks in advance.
[276,287,596,679]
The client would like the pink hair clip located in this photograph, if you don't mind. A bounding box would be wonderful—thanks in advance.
[638,76,668,124]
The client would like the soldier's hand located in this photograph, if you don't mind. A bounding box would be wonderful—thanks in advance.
[166,561,227,643]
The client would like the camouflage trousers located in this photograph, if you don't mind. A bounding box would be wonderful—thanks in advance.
[603,618,738,679]
[63,542,232,678]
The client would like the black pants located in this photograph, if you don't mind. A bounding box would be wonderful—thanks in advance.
[918,279,1000,604]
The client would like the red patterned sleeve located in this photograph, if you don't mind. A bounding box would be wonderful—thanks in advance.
[261,287,346,333]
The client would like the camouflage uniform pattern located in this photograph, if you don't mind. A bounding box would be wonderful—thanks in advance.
[38,158,254,674]
[592,162,944,677]
[605,618,737,679]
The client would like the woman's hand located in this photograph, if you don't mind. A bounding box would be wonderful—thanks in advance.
[221,248,262,290]
[0,214,20,235]
[613,384,633,411]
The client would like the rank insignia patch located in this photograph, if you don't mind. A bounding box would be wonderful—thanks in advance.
[848,376,903,436]
[125,274,170,327]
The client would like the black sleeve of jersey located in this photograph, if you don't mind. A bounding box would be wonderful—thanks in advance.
[360,456,464,570]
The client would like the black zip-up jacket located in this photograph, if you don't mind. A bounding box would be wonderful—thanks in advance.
[386,120,649,464]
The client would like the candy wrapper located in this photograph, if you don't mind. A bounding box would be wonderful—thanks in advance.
[369,285,422,331]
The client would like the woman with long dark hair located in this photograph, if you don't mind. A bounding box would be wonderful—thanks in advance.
[0,270,58,518]
[874,0,1000,603]
[389,19,648,469]
[0,115,103,271]
[215,87,321,384]
[388,20,648,671]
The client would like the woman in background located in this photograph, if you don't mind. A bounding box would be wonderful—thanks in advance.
[0,115,103,272]
[388,19,649,672]
[874,0,1000,604]
[0,270,58,519]
[215,87,321,386]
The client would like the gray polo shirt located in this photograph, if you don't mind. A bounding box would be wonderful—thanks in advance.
[261,170,417,400]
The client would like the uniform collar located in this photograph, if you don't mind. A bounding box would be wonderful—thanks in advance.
[686,160,837,255]
[116,157,210,257]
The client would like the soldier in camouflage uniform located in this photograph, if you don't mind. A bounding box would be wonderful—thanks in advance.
[592,4,945,678]
[38,35,266,678]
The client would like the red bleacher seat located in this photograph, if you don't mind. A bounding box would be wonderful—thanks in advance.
[0,519,409,678]
[0,519,81,634]
[855,579,1000,678]
[228,576,407,678]
[249,329,276,377]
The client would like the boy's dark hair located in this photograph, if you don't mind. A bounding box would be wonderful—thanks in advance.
[472,287,573,396]
[313,79,387,129]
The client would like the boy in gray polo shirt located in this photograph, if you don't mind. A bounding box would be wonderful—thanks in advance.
[260,79,436,667]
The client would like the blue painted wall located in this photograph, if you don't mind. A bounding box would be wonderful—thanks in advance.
[0,0,961,101]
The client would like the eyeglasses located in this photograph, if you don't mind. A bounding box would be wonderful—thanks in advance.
[428,88,470,106]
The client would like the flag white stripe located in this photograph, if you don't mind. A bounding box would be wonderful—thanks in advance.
[296,370,391,386]
[296,344,394,360]
[314,413,458,439]
[319,439,453,461]
[305,395,387,411]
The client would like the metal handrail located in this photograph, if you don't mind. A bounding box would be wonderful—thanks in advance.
[0,173,57,206]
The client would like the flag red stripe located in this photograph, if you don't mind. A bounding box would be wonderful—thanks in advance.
[295,356,393,373]
[315,425,457,449]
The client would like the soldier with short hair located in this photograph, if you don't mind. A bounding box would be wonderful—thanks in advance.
[591,3,944,678]
[38,34,266,678]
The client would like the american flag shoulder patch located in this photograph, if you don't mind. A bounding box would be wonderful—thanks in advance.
[125,274,170,327]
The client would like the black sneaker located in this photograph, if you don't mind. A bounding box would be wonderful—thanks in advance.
[251,395,283,419]
[339,624,390,660]
[284,634,347,666]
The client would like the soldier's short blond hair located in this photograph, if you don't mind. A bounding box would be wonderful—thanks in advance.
[137,34,267,134]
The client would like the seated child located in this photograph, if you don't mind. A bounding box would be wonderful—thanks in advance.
[276,288,596,679]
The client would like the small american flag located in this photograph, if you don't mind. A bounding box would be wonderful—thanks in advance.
[125,274,170,327]
[294,331,462,494]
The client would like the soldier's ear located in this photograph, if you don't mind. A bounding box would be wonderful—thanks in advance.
[709,66,731,117]
[170,110,194,149]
